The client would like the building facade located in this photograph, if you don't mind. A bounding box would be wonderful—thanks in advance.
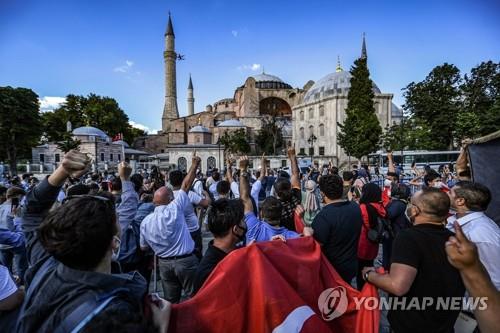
[134,14,402,169]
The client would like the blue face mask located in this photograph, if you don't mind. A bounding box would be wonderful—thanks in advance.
[111,236,121,262]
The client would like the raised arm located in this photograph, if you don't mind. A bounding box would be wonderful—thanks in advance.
[22,150,90,265]
[116,162,139,237]
[238,156,253,214]
[226,157,234,183]
[258,154,266,181]
[387,151,396,174]
[288,147,300,189]
[181,152,201,193]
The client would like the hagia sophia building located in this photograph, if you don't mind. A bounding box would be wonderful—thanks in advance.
[131,13,403,171]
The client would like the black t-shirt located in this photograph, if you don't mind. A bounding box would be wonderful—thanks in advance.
[279,188,301,232]
[193,241,228,294]
[312,201,362,283]
[388,223,465,333]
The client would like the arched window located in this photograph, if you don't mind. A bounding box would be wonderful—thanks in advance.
[177,157,187,172]
[207,156,216,170]
[319,105,325,117]
[309,125,314,136]
[308,108,314,119]
[319,124,325,136]
[299,111,304,121]
[299,127,304,139]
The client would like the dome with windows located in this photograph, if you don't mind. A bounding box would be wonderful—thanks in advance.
[249,73,292,89]
[217,119,245,127]
[303,70,381,103]
[72,126,109,140]
[112,140,130,148]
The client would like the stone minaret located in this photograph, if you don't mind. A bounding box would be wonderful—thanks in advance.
[162,13,179,132]
[187,74,194,116]
[361,32,367,59]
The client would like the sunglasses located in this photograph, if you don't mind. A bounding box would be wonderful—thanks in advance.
[62,194,111,205]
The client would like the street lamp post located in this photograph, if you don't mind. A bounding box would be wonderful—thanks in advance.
[217,138,221,170]
[307,134,317,164]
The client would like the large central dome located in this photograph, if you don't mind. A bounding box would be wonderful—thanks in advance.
[303,70,381,103]
[249,73,292,89]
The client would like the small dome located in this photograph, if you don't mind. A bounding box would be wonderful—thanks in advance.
[72,126,108,139]
[303,70,381,103]
[189,125,211,133]
[112,140,130,148]
[217,119,245,127]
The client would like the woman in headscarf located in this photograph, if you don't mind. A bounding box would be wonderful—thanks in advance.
[356,182,387,290]
[301,180,321,226]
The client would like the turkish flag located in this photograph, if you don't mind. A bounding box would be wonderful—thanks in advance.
[168,237,380,333]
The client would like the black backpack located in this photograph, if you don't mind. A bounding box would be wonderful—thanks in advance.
[367,216,394,243]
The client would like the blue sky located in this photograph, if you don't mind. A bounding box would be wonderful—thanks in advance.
[1,0,499,134]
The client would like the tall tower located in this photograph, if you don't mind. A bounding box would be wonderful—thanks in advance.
[361,32,367,59]
[187,74,194,116]
[162,13,179,132]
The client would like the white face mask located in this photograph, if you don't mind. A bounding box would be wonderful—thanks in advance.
[433,181,443,189]
[111,236,121,262]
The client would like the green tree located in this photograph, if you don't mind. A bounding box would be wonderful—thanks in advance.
[461,61,500,136]
[218,129,250,155]
[42,94,146,144]
[56,133,81,153]
[255,116,284,155]
[337,57,382,160]
[0,86,42,174]
[403,63,462,149]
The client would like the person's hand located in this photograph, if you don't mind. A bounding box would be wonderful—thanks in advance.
[192,151,201,166]
[118,161,132,180]
[446,221,480,271]
[303,226,314,237]
[150,297,172,333]
[239,156,249,171]
[270,234,286,242]
[287,146,296,158]
[387,151,393,160]
[295,205,305,218]
[260,153,266,168]
[61,150,91,178]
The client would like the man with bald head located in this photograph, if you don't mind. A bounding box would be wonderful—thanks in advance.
[362,188,465,333]
[140,153,201,303]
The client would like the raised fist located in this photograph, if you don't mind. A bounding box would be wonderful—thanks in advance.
[239,156,249,171]
[118,161,132,180]
[61,150,91,179]
[192,151,201,166]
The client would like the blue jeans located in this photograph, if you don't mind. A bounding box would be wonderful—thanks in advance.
[0,248,28,284]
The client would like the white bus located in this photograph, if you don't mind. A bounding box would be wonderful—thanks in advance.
[368,150,460,174]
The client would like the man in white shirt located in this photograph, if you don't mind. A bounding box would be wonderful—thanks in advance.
[140,153,201,303]
[168,170,211,260]
[447,181,500,290]
[208,171,221,201]
[226,156,265,211]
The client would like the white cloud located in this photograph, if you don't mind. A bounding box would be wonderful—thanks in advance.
[114,59,134,73]
[237,63,261,72]
[129,120,158,134]
[39,96,66,112]
[231,30,238,37]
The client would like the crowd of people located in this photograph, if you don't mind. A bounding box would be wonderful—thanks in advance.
[0,147,499,333]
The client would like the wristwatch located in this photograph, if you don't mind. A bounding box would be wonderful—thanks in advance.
[363,269,375,282]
